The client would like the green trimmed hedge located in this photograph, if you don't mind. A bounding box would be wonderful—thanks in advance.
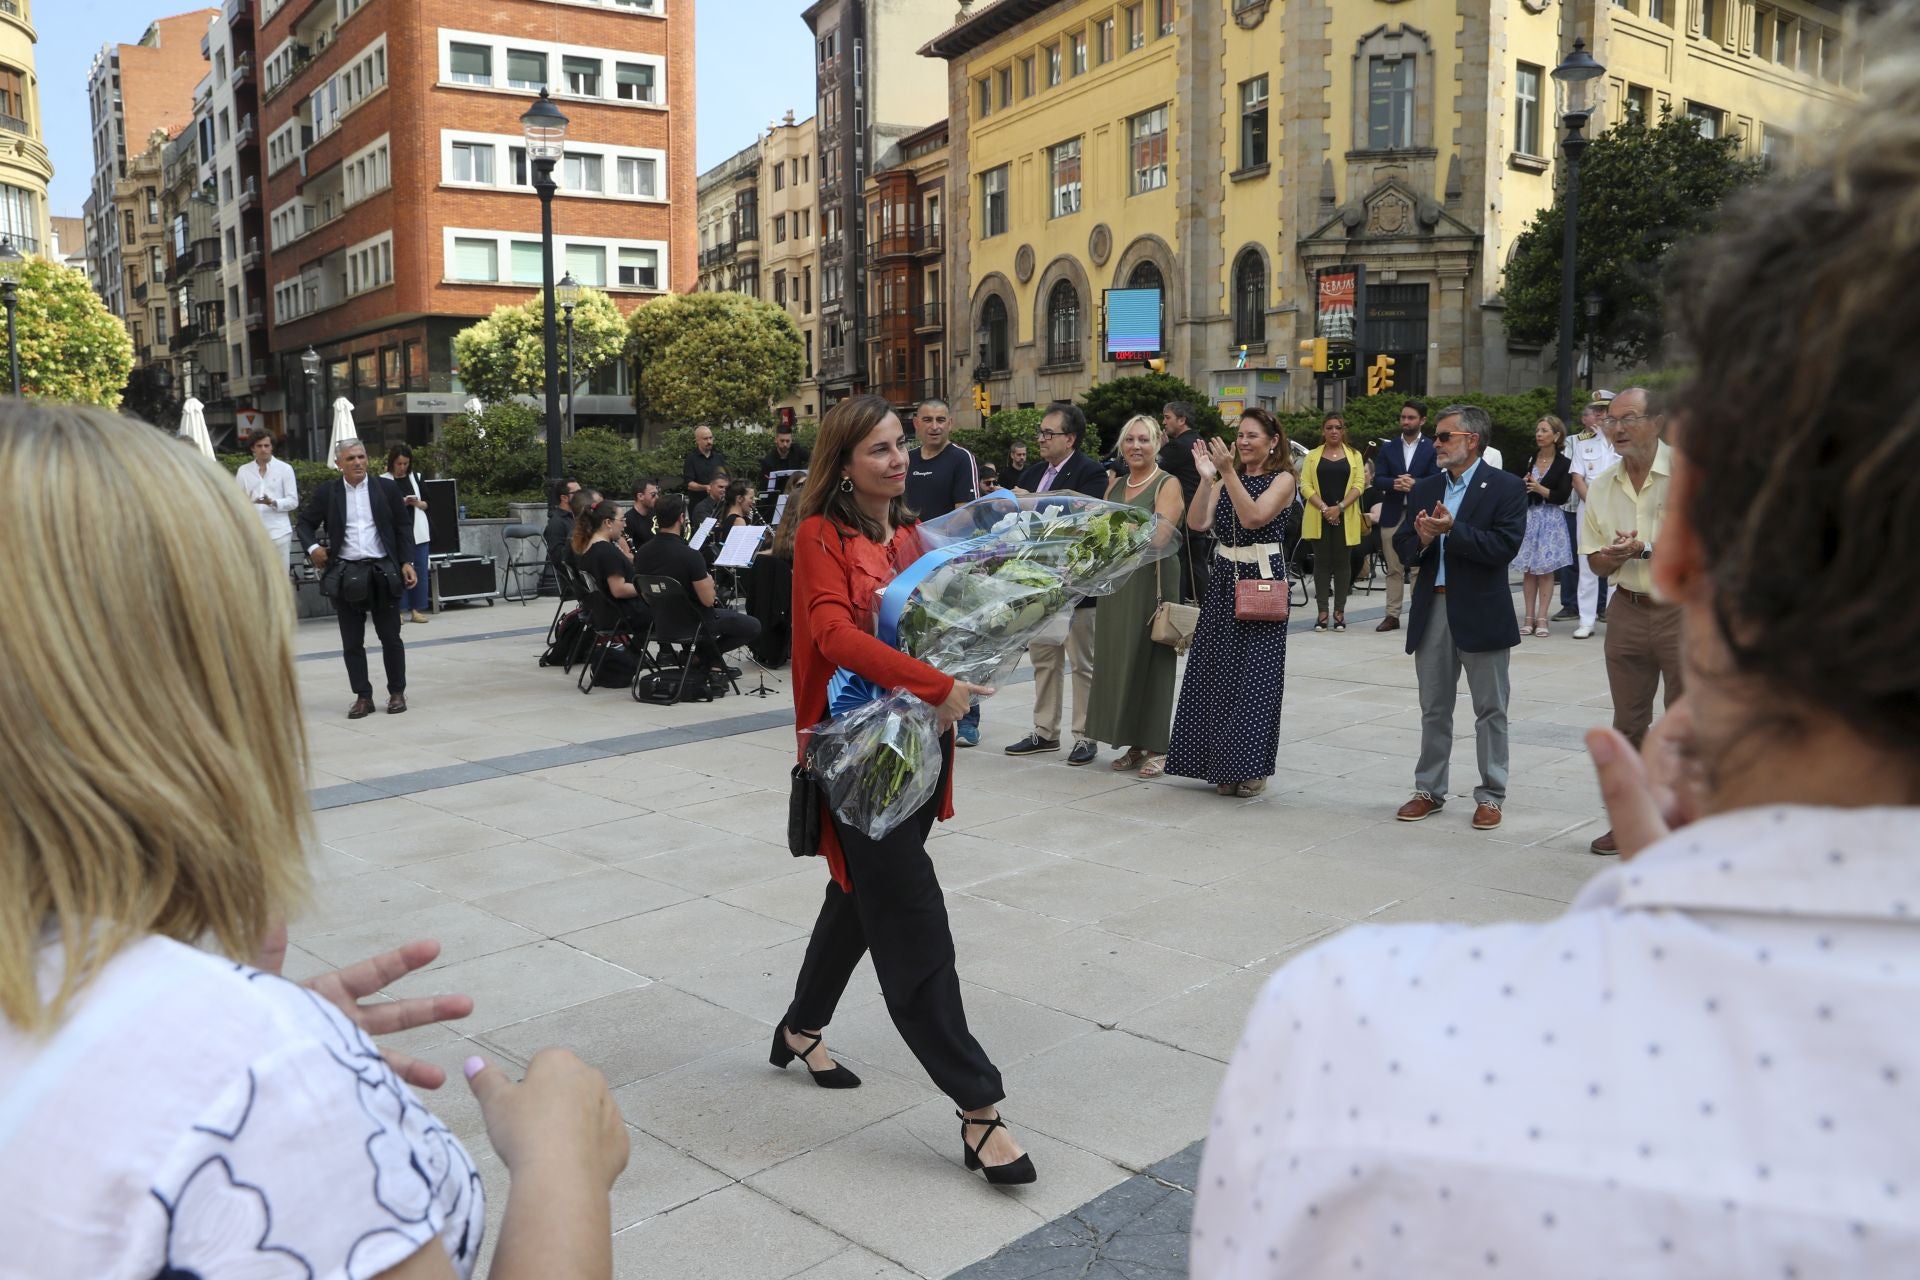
[215,454,340,493]
[1279,388,1558,462]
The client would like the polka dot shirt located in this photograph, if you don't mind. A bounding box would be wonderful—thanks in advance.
[1191,806,1920,1277]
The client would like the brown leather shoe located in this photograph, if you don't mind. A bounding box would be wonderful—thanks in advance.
[1472,802,1503,830]
[1588,829,1619,856]
[347,696,375,719]
[1375,616,1401,633]
[1396,792,1443,821]
[386,694,408,715]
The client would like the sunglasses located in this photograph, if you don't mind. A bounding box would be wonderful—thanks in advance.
[1432,431,1478,444]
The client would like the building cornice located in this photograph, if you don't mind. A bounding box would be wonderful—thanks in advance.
[920,0,1065,61]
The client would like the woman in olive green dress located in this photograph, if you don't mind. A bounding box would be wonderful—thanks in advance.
[1086,414,1187,777]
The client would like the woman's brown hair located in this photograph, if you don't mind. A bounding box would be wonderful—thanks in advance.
[571,498,619,555]
[1536,415,1568,453]
[1670,4,1920,757]
[774,394,916,555]
[1237,407,1295,477]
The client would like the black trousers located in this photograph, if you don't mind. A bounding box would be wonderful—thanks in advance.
[707,607,761,656]
[784,736,1004,1111]
[336,588,406,697]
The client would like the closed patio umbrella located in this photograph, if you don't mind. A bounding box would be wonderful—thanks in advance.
[176,397,214,460]
[326,396,356,468]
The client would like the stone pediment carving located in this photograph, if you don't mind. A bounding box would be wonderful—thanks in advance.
[1300,179,1480,248]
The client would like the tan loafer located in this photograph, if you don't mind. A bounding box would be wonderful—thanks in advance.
[1396,792,1443,821]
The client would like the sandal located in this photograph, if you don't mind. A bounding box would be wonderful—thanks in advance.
[1111,748,1147,772]
[1216,783,1238,796]
[1534,622,1550,637]
[1314,613,1329,631]
[1234,778,1268,798]
[1138,754,1166,779]
[958,1111,1037,1186]
[1332,613,1346,631]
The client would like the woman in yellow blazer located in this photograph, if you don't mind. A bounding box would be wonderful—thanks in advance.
[1299,413,1371,631]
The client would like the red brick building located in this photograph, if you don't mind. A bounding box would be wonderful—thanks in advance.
[256,0,693,455]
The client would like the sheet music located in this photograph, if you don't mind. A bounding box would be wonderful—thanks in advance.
[772,494,790,527]
[690,516,718,550]
[766,468,807,488]
[713,524,766,568]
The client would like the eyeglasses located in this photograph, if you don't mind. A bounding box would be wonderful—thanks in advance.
[1607,413,1656,428]
[1432,431,1479,444]
[1035,429,1067,440]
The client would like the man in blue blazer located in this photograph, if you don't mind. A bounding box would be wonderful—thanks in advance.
[1369,400,1440,632]
[1391,405,1526,830]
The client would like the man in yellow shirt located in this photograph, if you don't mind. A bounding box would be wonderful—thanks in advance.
[1578,385,1682,855]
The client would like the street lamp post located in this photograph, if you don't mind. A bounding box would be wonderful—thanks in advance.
[301,346,322,461]
[0,237,24,396]
[1551,36,1605,426]
[521,91,571,488]
[556,271,581,437]
[1584,291,1603,393]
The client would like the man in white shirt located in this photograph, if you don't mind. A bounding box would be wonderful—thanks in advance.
[234,432,299,567]
[295,439,417,719]
[1563,392,1619,638]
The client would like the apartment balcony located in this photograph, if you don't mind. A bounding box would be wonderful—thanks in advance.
[225,0,251,27]
[916,224,944,256]
[0,110,27,139]
[132,280,150,303]
[241,237,263,271]
[170,324,200,352]
[231,56,254,91]
[235,115,258,150]
[735,225,759,246]
[245,305,266,330]
[915,301,943,333]
[237,178,259,212]
[872,229,914,262]
[248,360,275,394]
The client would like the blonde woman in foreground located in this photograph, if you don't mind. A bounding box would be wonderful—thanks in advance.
[0,403,627,1279]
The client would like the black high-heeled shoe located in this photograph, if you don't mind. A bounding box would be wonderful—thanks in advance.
[958,1110,1037,1185]
[769,1025,861,1089]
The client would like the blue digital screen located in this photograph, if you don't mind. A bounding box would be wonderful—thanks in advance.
[1105,289,1164,357]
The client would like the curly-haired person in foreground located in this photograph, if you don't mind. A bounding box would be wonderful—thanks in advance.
[1192,7,1920,1275]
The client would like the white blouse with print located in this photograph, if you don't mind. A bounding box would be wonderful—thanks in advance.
[0,934,484,1280]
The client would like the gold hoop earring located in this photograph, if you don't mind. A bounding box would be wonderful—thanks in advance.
[839,476,854,494]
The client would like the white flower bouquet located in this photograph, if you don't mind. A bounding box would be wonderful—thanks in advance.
[807,491,1176,838]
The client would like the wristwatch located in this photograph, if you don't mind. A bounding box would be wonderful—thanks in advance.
[1638,544,1654,560]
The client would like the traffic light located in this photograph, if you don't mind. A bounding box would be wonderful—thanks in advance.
[1296,337,1328,373]
[973,384,993,416]
[1366,354,1397,396]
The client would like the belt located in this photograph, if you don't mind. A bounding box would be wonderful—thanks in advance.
[1215,542,1283,579]
[1431,586,1446,594]
[1611,586,1667,606]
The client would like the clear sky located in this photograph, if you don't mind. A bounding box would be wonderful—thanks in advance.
[40,0,817,215]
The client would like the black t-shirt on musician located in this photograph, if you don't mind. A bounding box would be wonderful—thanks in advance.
[634,532,711,612]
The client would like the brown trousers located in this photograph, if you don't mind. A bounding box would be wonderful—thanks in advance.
[1603,589,1684,747]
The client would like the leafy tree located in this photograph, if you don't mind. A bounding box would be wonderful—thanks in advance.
[1077,372,1226,453]
[451,288,628,405]
[1503,109,1765,365]
[563,426,642,496]
[120,365,179,428]
[627,292,803,429]
[434,401,544,494]
[14,258,136,407]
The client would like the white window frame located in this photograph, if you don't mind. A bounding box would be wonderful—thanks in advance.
[310,34,388,143]
[441,227,670,292]
[342,134,391,206]
[437,30,668,109]
[1049,138,1081,219]
[437,129,668,203]
[346,231,394,296]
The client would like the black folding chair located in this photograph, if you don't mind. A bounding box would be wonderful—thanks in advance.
[633,575,740,701]
[557,562,602,674]
[501,524,549,603]
[575,586,642,695]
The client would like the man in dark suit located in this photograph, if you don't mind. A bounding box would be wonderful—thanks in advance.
[1392,405,1525,831]
[1369,399,1441,633]
[297,439,418,719]
[1008,402,1110,764]
[1158,400,1207,602]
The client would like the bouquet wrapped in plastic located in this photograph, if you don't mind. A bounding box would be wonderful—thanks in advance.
[805,490,1177,838]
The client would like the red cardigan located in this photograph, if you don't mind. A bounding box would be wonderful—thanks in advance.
[790,514,956,891]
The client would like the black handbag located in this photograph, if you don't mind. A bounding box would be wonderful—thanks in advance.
[788,761,823,858]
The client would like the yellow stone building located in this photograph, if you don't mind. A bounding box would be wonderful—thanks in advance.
[926,0,1858,411]
[0,0,53,258]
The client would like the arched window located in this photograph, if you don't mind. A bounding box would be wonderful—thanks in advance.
[1046,279,1081,366]
[1233,250,1266,345]
[981,294,1009,371]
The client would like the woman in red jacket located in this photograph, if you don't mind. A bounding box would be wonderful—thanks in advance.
[771,395,1034,1186]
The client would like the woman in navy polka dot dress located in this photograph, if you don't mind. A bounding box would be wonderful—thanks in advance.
[1166,408,1299,797]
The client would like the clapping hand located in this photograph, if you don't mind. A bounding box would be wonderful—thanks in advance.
[1586,697,1703,860]
[1526,478,1550,498]
[256,922,475,1090]
[1412,500,1451,544]
[1594,529,1641,570]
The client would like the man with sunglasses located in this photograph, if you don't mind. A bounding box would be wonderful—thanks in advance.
[1008,403,1108,763]
[1578,386,1681,856]
[1394,405,1527,831]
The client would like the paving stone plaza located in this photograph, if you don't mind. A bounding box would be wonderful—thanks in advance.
[290,588,1613,1279]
